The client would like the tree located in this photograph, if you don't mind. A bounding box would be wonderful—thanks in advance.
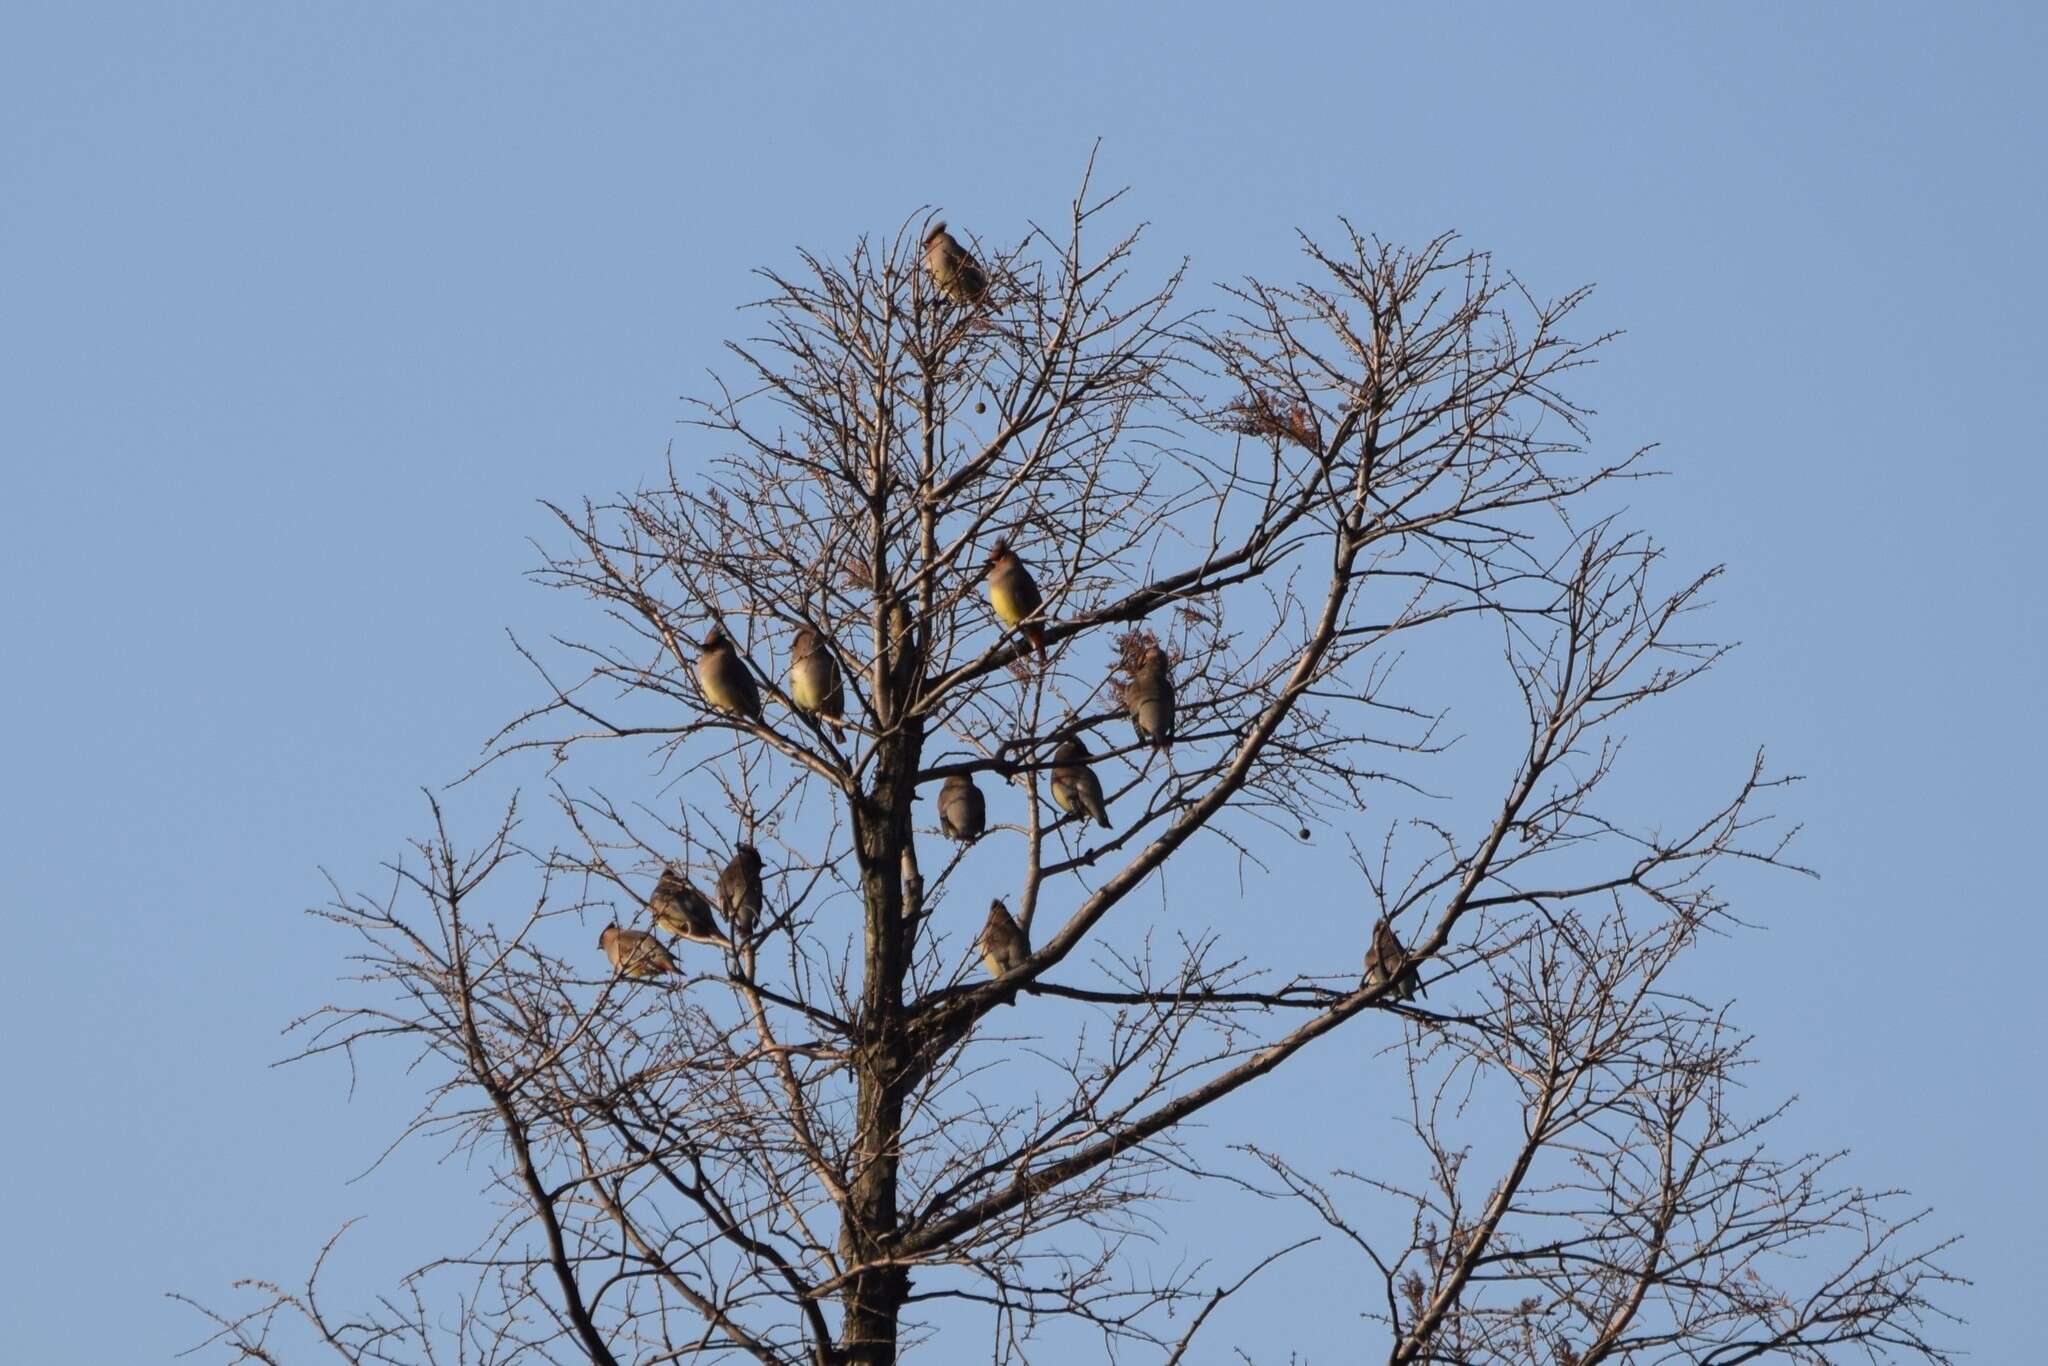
[183,169,1959,1365]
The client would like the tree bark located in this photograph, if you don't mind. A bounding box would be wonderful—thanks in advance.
[836,720,921,1363]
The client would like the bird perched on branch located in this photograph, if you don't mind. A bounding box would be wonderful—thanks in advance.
[978,899,1029,977]
[1049,738,1111,829]
[937,773,987,843]
[600,923,679,979]
[1365,917,1425,1001]
[788,623,846,740]
[883,594,916,661]
[718,843,764,945]
[985,539,1046,655]
[922,221,988,307]
[649,866,718,940]
[696,626,762,721]
[1123,642,1176,748]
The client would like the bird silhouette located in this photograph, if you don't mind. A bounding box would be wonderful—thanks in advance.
[1364,918,1425,1001]
[718,844,764,945]
[922,221,989,307]
[986,539,1046,655]
[978,898,1029,977]
[788,623,847,741]
[1049,738,1111,829]
[937,773,987,843]
[649,866,718,940]
[697,626,762,721]
[1123,642,1176,748]
[600,922,679,979]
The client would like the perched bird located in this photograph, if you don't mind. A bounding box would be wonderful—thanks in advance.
[1049,738,1111,829]
[600,922,679,979]
[787,623,847,740]
[922,221,989,307]
[937,772,987,843]
[1364,918,1425,1001]
[717,843,764,945]
[985,539,1046,654]
[978,898,1029,977]
[696,626,762,721]
[649,866,718,939]
[1123,642,1176,748]
[885,595,916,657]
[869,592,914,668]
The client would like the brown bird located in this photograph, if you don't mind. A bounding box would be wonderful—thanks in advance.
[985,539,1046,654]
[1364,918,1425,1001]
[696,626,762,721]
[717,843,764,945]
[922,221,988,307]
[1123,642,1176,748]
[600,922,679,979]
[870,593,918,699]
[937,772,987,843]
[1049,738,1111,829]
[978,898,1029,977]
[649,866,718,939]
[788,623,846,740]
[885,594,916,658]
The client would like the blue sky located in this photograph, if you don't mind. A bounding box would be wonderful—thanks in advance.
[2,3,2041,1359]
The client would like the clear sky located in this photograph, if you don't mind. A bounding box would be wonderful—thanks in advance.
[2,3,2041,1359]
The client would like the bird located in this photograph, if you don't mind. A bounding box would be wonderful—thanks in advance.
[1123,642,1176,748]
[978,898,1029,977]
[985,539,1046,655]
[1364,918,1425,1001]
[937,773,987,843]
[884,594,916,658]
[600,922,679,979]
[697,626,762,721]
[649,866,718,940]
[922,222,989,307]
[1049,738,1111,829]
[869,594,918,698]
[717,843,764,945]
[788,623,847,740]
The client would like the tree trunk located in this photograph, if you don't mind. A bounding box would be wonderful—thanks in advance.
[836,722,920,1363]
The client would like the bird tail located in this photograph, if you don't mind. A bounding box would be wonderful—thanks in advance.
[1025,622,1046,655]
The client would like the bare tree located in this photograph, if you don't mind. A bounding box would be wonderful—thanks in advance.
[181,169,1959,1365]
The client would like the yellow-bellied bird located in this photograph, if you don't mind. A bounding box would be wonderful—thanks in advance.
[937,773,987,843]
[1049,738,1111,829]
[788,624,846,741]
[922,222,988,307]
[718,843,764,945]
[985,539,1046,655]
[600,923,679,979]
[1365,918,1425,1001]
[696,626,762,721]
[650,866,718,940]
[1123,642,1175,748]
[978,898,1029,977]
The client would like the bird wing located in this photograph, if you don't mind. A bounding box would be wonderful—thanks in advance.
[1079,771,1111,826]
